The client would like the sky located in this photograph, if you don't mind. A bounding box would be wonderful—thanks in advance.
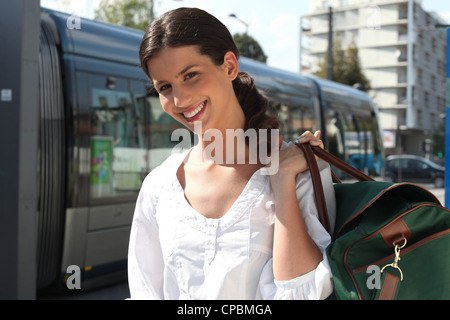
[41,0,450,73]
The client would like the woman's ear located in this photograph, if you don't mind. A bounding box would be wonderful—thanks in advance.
[223,51,239,80]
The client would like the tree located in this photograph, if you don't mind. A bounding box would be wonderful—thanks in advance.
[94,2,268,63]
[344,39,371,92]
[316,36,345,82]
[432,119,445,160]
[233,33,267,63]
[316,35,371,92]
[94,0,151,31]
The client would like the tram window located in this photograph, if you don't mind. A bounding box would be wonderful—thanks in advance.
[130,80,150,150]
[342,113,361,160]
[146,93,186,149]
[269,101,316,142]
[145,89,190,169]
[88,75,147,199]
[325,111,345,160]
[354,114,383,175]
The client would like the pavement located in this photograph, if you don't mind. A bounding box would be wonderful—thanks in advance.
[38,280,130,300]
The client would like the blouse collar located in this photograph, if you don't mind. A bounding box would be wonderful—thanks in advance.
[170,149,269,233]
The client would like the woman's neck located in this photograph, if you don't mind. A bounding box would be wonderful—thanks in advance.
[191,130,254,167]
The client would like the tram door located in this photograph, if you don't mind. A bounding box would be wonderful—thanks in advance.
[324,109,382,177]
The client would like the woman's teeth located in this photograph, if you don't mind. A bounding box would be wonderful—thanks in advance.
[183,101,205,119]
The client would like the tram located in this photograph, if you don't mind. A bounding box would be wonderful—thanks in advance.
[37,8,383,291]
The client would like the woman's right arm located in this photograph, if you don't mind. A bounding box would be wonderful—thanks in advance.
[128,172,165,299]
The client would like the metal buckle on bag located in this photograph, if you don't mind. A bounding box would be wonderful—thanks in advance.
[381,237,407,281]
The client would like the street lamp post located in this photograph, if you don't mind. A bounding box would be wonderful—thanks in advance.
[326,6,333,81]
[150,0,184,22]
[444,26,450,208]
[229,13,249,57]
[150,0,154,22]
[436,24,450,208]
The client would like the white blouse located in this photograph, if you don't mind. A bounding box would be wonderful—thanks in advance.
[128,142,336,300]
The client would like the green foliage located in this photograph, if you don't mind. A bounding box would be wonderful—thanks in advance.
[432,119,445,158]
[94,0,151,31]
[233,33,267,63]
[94,2,268,62]
[316,35,371,92]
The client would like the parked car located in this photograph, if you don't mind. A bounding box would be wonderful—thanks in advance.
[348,153,383,176]
[384,154,445,188]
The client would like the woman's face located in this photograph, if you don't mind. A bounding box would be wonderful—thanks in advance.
[147,45,244,133]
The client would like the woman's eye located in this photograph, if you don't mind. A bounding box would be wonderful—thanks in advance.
[185,72,197,80]
[159,84,171,92]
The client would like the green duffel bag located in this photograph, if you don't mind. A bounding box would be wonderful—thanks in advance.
[297,143,450,300]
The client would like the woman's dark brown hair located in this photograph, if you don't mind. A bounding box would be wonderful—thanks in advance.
[139,7,280,140]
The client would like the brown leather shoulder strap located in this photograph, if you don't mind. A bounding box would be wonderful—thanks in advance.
[295,142,332,234]
[378,272,400,300]
[295,142,374,235]
[309,146,374,182]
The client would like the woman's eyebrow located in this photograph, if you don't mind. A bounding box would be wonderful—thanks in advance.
[177,64,198,77]
[154,64,199,87]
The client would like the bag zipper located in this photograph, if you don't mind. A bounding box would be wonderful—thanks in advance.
[334,183,442,240]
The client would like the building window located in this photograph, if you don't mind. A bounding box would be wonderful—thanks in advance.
[424,91,430,108]
[339,0,349,7]
[417,110,423,127]
[432,37,437,54]
[417,68,423,86]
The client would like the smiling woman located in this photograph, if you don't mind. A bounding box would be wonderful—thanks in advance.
[128,7,336,300]
[147,46,242,132]
[139,11,282,161]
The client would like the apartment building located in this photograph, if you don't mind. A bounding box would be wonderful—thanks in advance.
[301,0,447,155]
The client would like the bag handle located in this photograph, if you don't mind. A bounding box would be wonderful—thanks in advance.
[295,142,375,235]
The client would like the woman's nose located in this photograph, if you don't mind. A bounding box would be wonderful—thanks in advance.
[172,85,191,109]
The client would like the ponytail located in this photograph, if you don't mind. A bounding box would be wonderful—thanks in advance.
[233,72,280,152]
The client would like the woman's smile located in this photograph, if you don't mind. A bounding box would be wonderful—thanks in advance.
[148,45,245,133]
[182,100,207,122]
